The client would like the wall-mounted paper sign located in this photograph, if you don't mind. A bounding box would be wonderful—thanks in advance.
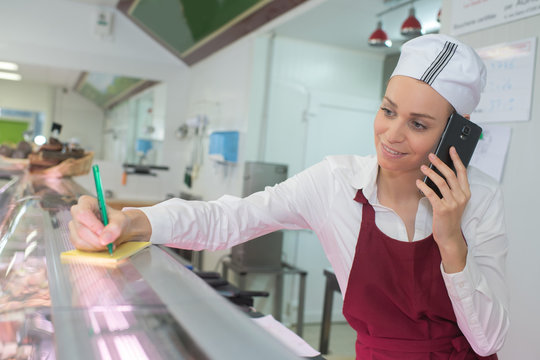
[470,124,512,182]
[450,0,540,36]
[472,37,537,123]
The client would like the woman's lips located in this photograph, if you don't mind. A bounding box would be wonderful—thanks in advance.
[381,143,406,158]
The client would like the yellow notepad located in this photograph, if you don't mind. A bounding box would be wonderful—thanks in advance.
[60,241,151,266]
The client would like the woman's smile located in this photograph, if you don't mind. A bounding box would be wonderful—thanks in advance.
[380,143,407,159]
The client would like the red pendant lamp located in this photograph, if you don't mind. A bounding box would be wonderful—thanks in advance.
[368,21,391,47]
[401,7,422,37]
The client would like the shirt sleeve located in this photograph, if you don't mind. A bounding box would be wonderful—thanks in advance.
[441,186,509,356]
[134,160,334,251]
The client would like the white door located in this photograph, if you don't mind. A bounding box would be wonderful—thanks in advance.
[304,92,378,167]
[298,92,379,322]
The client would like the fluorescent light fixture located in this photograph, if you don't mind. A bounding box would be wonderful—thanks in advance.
[0,61,18,71]
[0,71,22,81]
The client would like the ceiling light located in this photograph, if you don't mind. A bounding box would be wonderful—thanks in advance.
[34,135,47,146]
[368,21,391,48]
[0,72,22,81]
[0,61,18,71]
[401,7,422,37]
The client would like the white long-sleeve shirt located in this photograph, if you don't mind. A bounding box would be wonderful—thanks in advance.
[138,155,509,356]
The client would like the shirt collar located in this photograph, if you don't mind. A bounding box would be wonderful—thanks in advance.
[347,155,380,204]
[348,156,433,209]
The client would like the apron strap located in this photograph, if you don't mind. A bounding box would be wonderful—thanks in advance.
[354,189,375,223]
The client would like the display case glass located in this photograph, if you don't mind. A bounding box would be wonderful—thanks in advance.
[0,170,301,360]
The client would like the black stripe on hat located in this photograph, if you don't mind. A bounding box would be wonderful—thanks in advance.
[420,41,458,85]
[420,41,455,84]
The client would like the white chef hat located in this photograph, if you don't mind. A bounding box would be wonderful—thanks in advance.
[391,34,486,114]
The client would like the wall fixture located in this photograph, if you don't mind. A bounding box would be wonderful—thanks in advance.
[175,124,189,140]
[175,114,209,140]
[209,131,239,163]
[95,10,114,38]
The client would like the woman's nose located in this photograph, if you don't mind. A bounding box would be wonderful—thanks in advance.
[386,120,406,143]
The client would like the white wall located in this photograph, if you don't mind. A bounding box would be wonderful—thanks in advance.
[171,36,257,271]
[263,37,384,175]
[441,3,540,359]
[53,87,105,158]
[0,80,55,129]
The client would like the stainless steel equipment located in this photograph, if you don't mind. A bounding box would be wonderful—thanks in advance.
[231,161,288,271]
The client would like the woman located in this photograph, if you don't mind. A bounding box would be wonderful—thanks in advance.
[69,34,509,359]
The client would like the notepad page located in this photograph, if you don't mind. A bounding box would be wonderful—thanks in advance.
[60,242,151,266]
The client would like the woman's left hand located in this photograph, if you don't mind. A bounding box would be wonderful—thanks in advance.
[416,146,469,273]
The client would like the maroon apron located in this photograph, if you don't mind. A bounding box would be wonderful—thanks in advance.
[342,189,497,360]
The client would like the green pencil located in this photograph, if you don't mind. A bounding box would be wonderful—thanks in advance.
[92,165,113,256]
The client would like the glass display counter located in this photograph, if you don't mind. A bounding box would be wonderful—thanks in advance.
[0,170,301,360]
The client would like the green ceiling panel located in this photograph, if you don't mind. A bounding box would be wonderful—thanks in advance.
[75,72,145,108]
[130,0,265,55]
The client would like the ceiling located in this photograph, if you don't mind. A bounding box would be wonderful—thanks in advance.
[11,0,441,87]
[15,63,81,88]
[9,0,121,88]
[274,0,442,54]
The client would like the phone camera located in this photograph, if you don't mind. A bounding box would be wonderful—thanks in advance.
[461,125,471,136]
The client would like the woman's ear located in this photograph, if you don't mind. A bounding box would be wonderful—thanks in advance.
[463,114,471,120]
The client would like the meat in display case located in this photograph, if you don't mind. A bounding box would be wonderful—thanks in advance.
[0,174,55,359]
[0,170,302,360]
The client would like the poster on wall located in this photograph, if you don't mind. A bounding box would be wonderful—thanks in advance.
[450,0,540,36]
[469,124,512,182]
[472,37,537,123]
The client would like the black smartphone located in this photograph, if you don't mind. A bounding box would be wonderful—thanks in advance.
[423,113,482,198]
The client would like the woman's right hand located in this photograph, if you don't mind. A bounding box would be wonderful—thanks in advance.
[68,195,128,252]
[69,195,152,252]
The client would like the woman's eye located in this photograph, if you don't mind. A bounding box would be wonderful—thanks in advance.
[411,121,427,130]
[381,107,394,116]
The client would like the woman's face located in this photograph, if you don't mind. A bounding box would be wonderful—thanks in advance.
[374,75,454,175]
